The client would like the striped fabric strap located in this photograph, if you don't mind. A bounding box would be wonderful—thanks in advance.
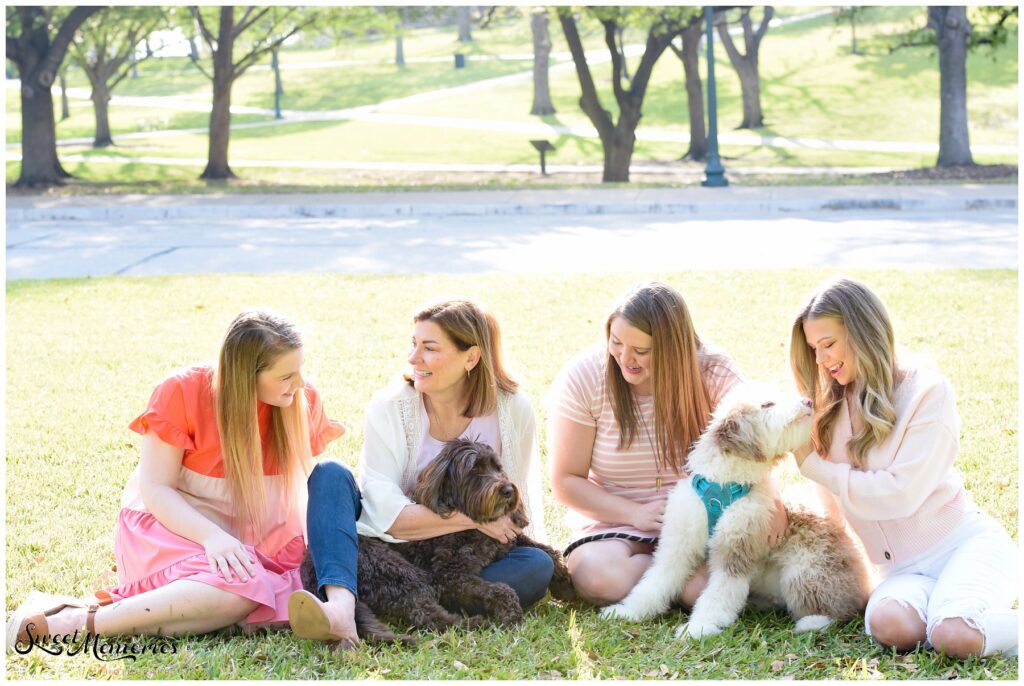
[691,474,751,538]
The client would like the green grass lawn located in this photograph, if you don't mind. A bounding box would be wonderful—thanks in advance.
[5,6,1017,189]
[5,270,1017,679]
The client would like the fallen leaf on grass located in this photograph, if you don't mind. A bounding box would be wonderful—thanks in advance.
[771,660,785,672]
[784,653,797,660]
[453,661,468,671]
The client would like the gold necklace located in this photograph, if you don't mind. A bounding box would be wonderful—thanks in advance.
[637,404,662,491]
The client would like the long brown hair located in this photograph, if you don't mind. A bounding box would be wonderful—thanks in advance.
[404,299,518,417]
[213,310,312,543]
[790,278,898,468]
[605,282,715,474]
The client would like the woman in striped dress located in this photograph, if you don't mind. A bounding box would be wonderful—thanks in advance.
[548,282,787,605]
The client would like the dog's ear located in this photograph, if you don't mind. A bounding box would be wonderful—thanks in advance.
[414,445,463,516]
[714,406,765,462]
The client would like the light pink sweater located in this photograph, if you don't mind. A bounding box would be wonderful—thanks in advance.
[800,366,970,567]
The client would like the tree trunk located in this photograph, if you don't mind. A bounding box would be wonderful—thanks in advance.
[929,6,974,167]
[91,81,113,148]
[11,6,102,188]
[59,67,70,120]
[189,37,200,61]
[603,118,640,183]
[716,7,772,129]
[19,82,67,186]
[679,20,706,161]
[395,32,405,66]
[530,10,555,116]
[735,60,763,129]
[272,46,283,119]
[201,7,237,180]
[558,10,677,184]
[457,6,473,42]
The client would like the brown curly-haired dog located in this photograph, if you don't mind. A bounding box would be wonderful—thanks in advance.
[300,439,574,643]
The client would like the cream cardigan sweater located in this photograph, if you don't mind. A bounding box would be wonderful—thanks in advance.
[356,379,547,544]
[800,366,972,567]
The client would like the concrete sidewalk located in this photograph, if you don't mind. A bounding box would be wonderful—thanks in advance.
[5,184,1017,222]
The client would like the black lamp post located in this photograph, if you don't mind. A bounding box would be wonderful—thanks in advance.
[702,5,728,187]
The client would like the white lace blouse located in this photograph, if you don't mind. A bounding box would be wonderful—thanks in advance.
[355,379,547,543]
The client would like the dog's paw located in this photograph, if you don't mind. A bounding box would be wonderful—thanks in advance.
[675,618,723,640]
[600,603,641,621]
[794,614,832,633]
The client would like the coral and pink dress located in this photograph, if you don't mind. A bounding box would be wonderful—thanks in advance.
[96,365,344,626]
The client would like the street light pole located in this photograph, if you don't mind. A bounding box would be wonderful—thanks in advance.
[702,5,728,187]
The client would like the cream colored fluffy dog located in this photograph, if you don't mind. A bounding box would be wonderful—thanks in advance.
[601,386,870,639]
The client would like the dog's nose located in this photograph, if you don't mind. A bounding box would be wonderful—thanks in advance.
[500,484,515,498]
[801,397,813,408]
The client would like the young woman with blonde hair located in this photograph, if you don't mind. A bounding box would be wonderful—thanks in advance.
[791,277,1018,658]
[549,281,788,605]
[290,298,551,643]
[7,310,345,648]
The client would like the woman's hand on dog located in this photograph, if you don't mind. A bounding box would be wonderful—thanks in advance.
[476,514,522,543]
[791,442,814,467]
[768,498,789,548]
[202,529,257,583]
[629,498,667,532]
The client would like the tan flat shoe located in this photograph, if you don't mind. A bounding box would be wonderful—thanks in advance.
[288,590,357,648]
[6,591,99,653]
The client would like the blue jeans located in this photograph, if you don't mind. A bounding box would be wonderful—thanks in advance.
[305,461,555,609]
[306,461,362,600]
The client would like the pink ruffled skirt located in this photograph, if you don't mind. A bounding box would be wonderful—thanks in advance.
[98,509,304,625]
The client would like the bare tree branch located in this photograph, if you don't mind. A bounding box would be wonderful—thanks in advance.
[233,15,314,78]
[191,7,216,48]
[36,6,105,87]
[602,19,628,105]
[557,9,613,138]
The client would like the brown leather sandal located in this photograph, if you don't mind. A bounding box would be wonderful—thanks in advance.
[288,590,358,649]
[6,591,100,652]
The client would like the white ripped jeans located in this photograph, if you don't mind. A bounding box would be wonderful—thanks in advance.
[864,508,1018,656]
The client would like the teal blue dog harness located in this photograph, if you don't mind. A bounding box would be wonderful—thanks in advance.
[691,474,751,538]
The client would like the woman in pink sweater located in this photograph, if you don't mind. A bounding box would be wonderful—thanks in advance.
[790,278,1017,659]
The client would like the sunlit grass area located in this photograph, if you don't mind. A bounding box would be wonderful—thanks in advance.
[5,269,1017,679]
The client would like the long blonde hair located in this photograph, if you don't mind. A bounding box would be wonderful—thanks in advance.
[605,282,719,475]
[404,299,518,417]
[790,278,899,468]
[213,310,312,542]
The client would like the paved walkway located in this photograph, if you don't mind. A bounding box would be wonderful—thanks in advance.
[6,184,1017,221]
[6,185,1017,279]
